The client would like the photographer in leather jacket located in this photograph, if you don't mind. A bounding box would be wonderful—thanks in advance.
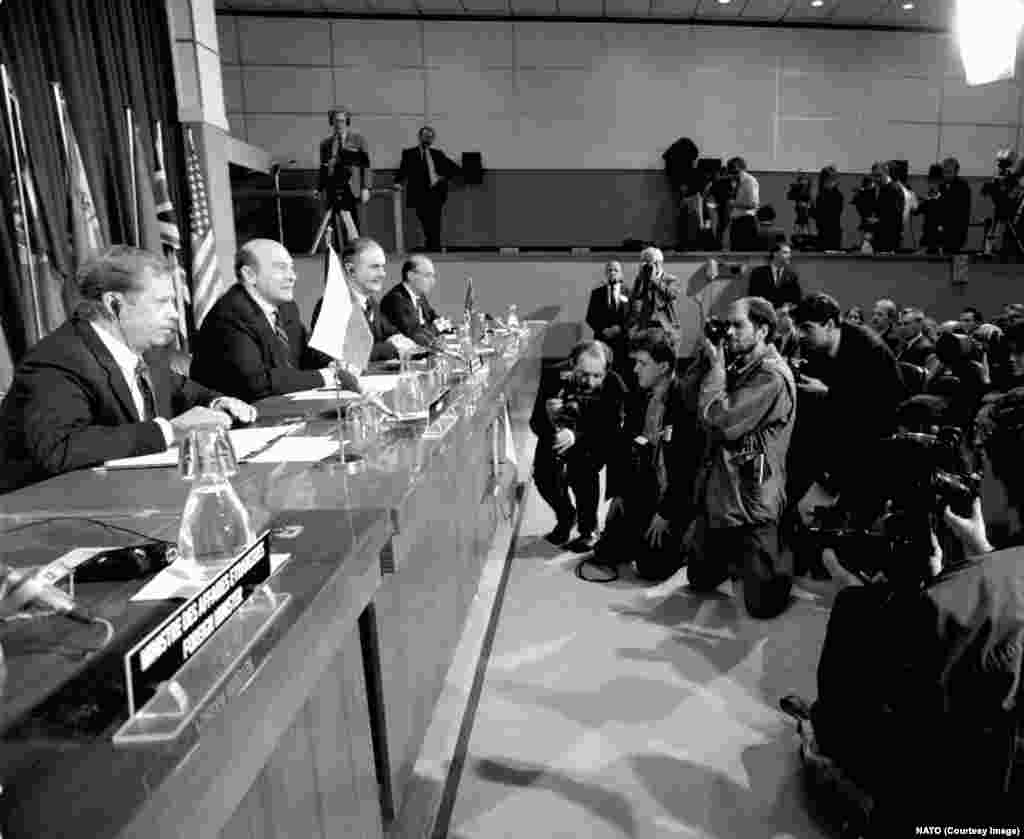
[530,341,628,552]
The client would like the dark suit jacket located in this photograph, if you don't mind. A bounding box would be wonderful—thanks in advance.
[0,317,221,493]
[393,145,461,209]
[191,285,354,403]
[317,130,372,202]
[747,264,802,307]
[585,284,630,345]
[379,282,439,347]
[897,334,937,369]
[312,294,399,363]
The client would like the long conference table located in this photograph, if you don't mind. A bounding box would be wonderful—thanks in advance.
[0,323,546,839]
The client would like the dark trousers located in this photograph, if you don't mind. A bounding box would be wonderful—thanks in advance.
[729,215,758,251]
[688,521,793,619]
[414,194,445,251]
[532,444,600,535]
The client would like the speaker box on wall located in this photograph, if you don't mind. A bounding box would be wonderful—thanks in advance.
[462,152,483,185]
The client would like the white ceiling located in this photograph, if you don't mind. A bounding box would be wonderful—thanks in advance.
[214,0,953,31]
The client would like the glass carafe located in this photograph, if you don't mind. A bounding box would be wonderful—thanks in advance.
[392,351,427,420]
[177,426,255,579]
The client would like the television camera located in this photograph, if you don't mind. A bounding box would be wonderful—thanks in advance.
[786,172,814,236]
[981,149,1024,257]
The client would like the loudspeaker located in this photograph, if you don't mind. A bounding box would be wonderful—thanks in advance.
[462,152,483,185]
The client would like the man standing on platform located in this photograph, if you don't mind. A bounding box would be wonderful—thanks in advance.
[191,239,358,402]
[586,260,631,375]
[316,107,372,251]
[393,126,461,252]
[688,297,796,618]
[627,247,681,348]
[726,157,760,251]
[312,237,419,363]
[0,246,256,493]
[380,254,444,348]
[747,242,802,308]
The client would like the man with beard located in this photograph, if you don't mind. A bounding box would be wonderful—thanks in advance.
[687,296,797,618]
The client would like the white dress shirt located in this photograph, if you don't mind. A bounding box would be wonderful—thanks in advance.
[402,282,425,324]
[243,284,279,332]
[731,170,760,218]
[91,322,175,447]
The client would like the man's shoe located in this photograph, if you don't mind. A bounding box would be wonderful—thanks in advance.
[544,523,574,546]
[567,532,599,553]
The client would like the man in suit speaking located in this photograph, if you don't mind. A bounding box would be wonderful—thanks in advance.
[191,238,359,402]
[393,126,461,252]
[0,246,256,493]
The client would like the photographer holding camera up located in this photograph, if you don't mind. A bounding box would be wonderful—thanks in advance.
[530,341,628,552]
[686,297,797,619]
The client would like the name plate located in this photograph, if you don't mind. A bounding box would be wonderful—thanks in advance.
[123,533,272,713]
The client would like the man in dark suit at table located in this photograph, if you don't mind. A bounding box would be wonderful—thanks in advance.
[393,126,461,252]
[380,254,444,348]
[191,239,358,402]
[315,106,372,251]
[747,241,802,308]
[0,246,256,494]
[585,260,631,374]
[311,237,420,363]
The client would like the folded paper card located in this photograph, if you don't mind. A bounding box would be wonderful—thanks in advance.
[102,424,304,469]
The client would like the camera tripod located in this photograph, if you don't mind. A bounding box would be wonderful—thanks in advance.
[310,205,358,255]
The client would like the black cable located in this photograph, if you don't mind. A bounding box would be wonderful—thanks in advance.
[0,515,174,545]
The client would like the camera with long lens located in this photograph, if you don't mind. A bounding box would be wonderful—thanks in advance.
[551,371,601,435]
[704,316,729,346]
[804,427,981,584]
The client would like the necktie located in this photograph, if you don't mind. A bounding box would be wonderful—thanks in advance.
[365,299,375,332]
[135,359,157,422]
[271,310,294,366]
[423,147,438,188]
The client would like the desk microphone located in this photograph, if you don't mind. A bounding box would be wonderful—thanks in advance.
[0,562,94,624]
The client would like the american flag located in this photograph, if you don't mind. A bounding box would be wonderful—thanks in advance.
[153,121,188,347]
[186,127,225,329]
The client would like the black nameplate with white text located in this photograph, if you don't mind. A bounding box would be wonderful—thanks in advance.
[123,533,272,712]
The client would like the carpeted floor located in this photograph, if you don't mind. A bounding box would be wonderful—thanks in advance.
[441,482,836,839]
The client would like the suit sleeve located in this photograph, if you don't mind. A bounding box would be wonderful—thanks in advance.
[440,151,461,179]
[585,290,602,337]
[393,150,409,186]
[357,136,373,192]
[381,292,438,347]
[193,312,325,401]
[317,138,330,192]
[15,363,167,477]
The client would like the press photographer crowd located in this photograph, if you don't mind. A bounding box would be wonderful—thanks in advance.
[531,246,1024,831]
[663,137,1024,259]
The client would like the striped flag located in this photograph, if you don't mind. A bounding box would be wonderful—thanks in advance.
[309,243,374,373]
[185,127,227,329]
[153,121,189,348]
[55,86,104,272]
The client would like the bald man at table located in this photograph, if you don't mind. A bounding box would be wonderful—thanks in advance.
[190,238,360,402]
[0,246,256,494]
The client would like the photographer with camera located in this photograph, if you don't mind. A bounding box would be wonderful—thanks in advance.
[597,329,698,581]
[787,171,813,240]
[685,297,797,619]
[811,165,844,252]
[626,247,681,349]
[784,483,1023,830]
[792,293,905,526]
[981,149,1024,257]
[530,341,628,552]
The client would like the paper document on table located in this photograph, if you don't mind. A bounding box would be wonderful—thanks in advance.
[130,553,293,602]
[246,436,341,463]
[103,424,304,469]
[359,374,400,394]
[286,388,362,402]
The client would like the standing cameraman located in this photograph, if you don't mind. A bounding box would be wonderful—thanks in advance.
[626,247,681,348]
[687,297,797,619]
[529,341,628,551]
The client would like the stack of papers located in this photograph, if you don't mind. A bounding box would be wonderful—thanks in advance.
[102,423,304,469]
[286,388,362,402]
[246,435,340,463]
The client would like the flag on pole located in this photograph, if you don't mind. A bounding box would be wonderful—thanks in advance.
[464,275,475,316]
[130,113,162,255]
[309,243,374,373]
[185,127,228,329]
[152,120,189,349]
[3,67,66,346]
[55,85,105,275]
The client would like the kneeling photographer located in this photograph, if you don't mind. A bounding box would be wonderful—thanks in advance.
[530,340,628,552]
[596,329,699,581]
[784,418,1024,831]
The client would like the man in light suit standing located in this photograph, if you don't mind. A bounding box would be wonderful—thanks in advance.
[316,106,372,251]
[393,126,461,252]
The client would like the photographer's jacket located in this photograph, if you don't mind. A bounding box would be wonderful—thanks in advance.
[698,344,796,528]
[528,364,628,467]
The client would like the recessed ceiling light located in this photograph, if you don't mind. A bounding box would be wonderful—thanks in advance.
[902,1,914,7]
[811,0,824,6]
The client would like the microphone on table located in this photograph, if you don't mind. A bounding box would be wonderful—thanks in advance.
[0,562,94,624]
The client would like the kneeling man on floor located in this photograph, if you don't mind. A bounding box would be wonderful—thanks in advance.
[530,340,628,552]
[689,296,797,619]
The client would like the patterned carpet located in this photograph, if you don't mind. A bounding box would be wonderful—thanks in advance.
[443,484,836,839]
